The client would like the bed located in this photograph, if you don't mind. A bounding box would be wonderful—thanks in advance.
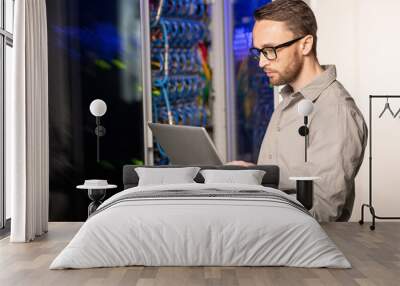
[50,165,350,269]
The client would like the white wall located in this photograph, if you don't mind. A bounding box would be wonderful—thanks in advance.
[310,0,400,221]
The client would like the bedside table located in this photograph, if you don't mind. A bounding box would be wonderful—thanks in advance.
[289,177,320,210]
[77,183,117,217]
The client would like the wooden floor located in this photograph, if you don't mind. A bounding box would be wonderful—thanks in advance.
[0,222,399,286]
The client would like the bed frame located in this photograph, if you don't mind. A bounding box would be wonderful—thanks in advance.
[123,165,280,190]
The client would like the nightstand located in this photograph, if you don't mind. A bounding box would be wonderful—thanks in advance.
[289,177,320,210]
[77,182,117,217]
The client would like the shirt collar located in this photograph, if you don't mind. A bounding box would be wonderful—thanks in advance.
[280,65,337,102]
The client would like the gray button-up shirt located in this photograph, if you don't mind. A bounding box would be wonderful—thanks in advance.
[257,65,368,222]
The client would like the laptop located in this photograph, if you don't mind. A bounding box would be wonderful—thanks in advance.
[148,122,224,165]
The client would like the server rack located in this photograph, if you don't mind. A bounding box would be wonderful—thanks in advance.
[141,0,227,165]
[141,0,274,165]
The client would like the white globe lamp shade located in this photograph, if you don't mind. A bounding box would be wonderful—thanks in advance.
[297,99,314,116]
[90,99,107,117]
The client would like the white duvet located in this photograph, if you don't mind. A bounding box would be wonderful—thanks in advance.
[50,183,351,269]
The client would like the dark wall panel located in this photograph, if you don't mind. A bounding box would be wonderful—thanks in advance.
[47,0,144,221]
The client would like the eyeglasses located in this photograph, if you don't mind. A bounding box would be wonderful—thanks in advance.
[249,36,306,61]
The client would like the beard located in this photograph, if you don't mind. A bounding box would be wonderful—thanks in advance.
[267,55,303,86]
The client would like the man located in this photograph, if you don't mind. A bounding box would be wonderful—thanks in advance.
[229,0,368,222]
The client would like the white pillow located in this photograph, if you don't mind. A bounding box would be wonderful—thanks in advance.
[200,169,266,185]
[135,167,200,186]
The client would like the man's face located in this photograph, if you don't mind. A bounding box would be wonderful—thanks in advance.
[252,20,304,86]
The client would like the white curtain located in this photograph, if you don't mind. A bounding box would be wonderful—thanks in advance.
[8,0,49,242]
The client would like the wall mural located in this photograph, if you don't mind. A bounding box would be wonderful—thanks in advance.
[47,0,144,221]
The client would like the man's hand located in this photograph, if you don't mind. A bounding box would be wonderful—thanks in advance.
[225,160,256,167]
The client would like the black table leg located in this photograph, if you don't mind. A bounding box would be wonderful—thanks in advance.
[87,189,106,217]
[296,180,313,210]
